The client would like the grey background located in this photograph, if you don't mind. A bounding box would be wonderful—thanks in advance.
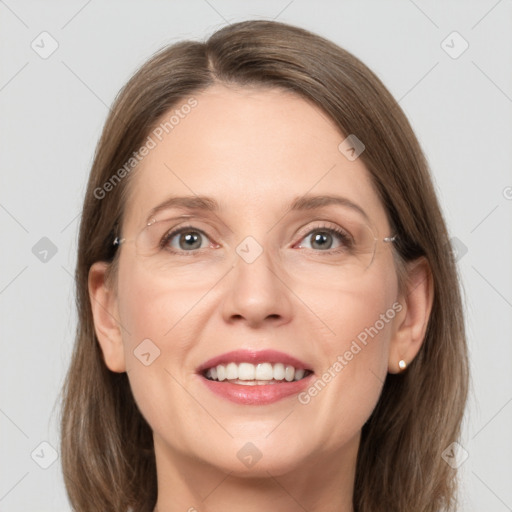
[1,1,511,510]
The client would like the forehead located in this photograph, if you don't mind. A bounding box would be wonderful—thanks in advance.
[123,84,388,233]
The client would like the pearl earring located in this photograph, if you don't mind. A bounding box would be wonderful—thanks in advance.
[398,359,407,371]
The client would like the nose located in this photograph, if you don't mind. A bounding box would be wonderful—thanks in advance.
[221,244,293,329]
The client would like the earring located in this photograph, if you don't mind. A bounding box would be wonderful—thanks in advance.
[398,359,407,371]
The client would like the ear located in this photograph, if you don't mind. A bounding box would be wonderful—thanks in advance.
[388,257,434,374]
[88,261,126,373]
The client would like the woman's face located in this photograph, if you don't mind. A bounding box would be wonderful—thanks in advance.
[110,84,402,478]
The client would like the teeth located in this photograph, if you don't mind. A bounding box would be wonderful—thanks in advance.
[273,363,285,380]
[294,368,305,380]
[285,365,295,382]
[226,362,238,380]
[239,362,255,380]
[217,365,226,381]
[204,362,310,383]
[255,362,273,380]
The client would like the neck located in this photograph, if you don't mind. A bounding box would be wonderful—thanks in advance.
[152,433,359,512]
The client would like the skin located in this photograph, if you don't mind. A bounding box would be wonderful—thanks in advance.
[89,84,433,512]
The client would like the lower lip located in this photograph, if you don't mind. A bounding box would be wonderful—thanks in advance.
[199,374,314,405]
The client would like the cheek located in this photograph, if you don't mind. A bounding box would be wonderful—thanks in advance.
[116,254,214,345]
[114,260,205,436]
[294,263,399,447]
[113,253,234,436]
[298,256,399,356]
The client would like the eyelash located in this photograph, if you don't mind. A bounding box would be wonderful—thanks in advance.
[160,223,353,256]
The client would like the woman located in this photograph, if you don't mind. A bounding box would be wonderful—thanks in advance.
[60,19,469,512]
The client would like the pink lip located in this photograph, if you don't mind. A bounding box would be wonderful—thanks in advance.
[197,349,314,406]
[197,349,312,373]
[200,375,314,405]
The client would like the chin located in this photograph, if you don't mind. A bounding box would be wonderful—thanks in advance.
[194,436,312,478]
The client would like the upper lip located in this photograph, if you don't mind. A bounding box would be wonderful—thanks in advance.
[197,349,313,373]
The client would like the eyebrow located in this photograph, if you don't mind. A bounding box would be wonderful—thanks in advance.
[145,194,370,223]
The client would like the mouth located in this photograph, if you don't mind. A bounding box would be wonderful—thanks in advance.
[202,362,313,385]
[197,349,315,405]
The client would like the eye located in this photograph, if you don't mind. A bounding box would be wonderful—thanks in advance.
[295,225,352,252]
[161,225,213,252]
[157,223,353,255]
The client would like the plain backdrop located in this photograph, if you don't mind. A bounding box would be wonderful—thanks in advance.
[1,1,511,510]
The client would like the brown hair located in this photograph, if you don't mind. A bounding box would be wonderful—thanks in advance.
[59,19,469,511]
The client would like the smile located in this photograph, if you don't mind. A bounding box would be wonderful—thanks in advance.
[197,349,315,405]
[203,362,312,384]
